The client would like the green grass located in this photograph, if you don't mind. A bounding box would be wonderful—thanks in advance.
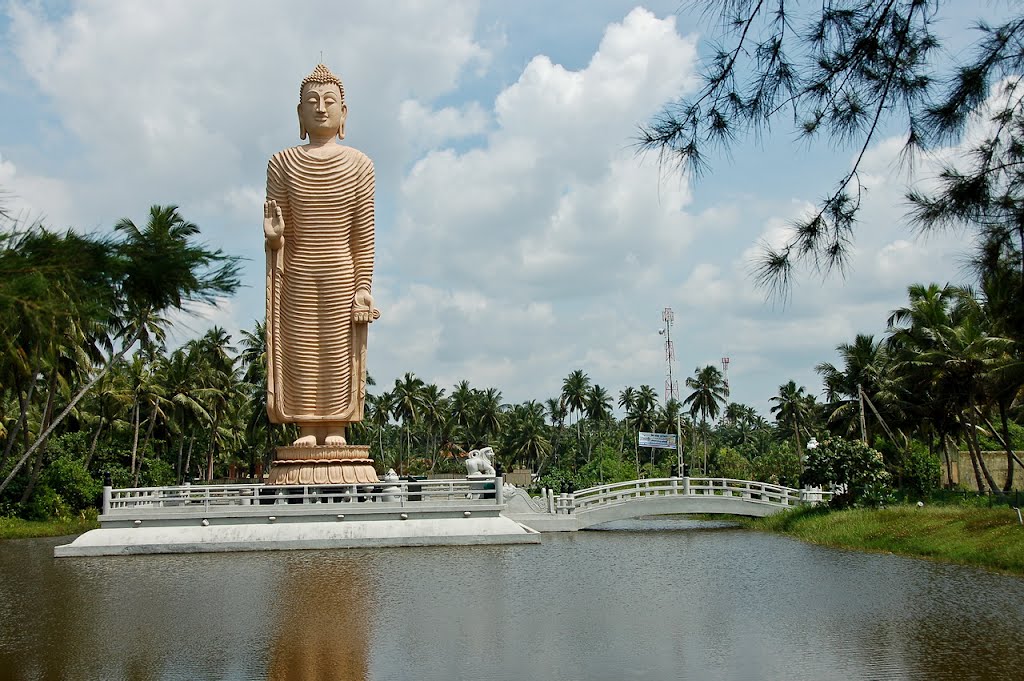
[0,513,99,540]
[750,504,1024,575]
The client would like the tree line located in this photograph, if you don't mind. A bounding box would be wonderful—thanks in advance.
[0,180,1019,516]
[2,196,1023,519]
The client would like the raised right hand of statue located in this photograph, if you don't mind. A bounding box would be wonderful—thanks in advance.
[264,200,285,249]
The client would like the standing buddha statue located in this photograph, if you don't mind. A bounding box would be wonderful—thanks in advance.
[263,63,380,486]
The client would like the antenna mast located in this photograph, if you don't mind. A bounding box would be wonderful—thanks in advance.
[721,355,730,397]
[662,308,678,402]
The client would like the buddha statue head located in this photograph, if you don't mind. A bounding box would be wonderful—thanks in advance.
[298,63,347,141]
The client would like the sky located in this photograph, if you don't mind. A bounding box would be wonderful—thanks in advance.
[0,1,1003,418]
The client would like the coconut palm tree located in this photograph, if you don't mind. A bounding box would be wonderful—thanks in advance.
[366,390,395,467]
[449,380,476,451]
[816,334,900,443]
[897,302,1013,494]
[475,387,504,447]
[584,384,613,423]
[188,327,238,481]
[769,380,816,462]
[420,383,447,470]
[0,206,240,496]
[561,369,590,439]
[683,365,728,471]
[505,401,551,471]
[618,386,637,415]
[392,372,425,473]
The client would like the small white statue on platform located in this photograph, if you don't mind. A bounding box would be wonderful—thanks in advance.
[464,447,496,476]
[381,468,401,503]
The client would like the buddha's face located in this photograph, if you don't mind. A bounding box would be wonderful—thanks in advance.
[298,82,346,139]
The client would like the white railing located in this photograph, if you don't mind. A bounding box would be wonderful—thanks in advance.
[103,477,504,514]
[562,477,830,515]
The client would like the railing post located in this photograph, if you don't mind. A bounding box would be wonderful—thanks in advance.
[547,488,555,514]
[671,478,678,496]
[682,476,690,496]
[495,476,504,505]
[101,472,112,515]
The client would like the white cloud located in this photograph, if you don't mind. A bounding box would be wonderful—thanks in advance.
[4,0,489,225]
[393,8,699,297]
[398,100,490,147]
[0,153,74,227]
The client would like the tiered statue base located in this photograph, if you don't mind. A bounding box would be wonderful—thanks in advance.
[266,444,380,486]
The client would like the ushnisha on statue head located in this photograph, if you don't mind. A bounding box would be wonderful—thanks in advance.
[297,63,348,142]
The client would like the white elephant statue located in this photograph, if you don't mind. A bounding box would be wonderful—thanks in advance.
[381,468,402,503]
[464,447,496,476]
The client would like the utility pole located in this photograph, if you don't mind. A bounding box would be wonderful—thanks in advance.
[858,383,868,444]
[660,307,681,475]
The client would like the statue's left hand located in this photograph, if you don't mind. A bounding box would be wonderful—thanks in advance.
[353,290,379,324]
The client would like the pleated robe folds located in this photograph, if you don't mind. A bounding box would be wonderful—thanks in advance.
[265,145,375,425]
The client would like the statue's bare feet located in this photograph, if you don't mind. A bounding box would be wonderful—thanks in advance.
[325,426,346,446]
[293,434,318,447]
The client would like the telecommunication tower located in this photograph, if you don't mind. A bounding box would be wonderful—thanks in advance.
[721,355,731,397]
[660,308,679,402]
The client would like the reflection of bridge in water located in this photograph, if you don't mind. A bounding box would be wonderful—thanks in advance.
[504,477,830,532]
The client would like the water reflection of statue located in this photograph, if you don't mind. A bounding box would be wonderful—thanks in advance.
[265,63,379,448]
[267,557,371,681]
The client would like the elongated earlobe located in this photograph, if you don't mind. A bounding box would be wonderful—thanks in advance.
[297,105,307,140]
[337,122,346,141]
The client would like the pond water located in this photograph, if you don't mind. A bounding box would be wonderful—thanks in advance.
[1,519,1023,680]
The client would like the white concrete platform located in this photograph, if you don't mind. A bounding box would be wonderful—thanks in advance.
[55,508,539,557]
[504,513,579,532]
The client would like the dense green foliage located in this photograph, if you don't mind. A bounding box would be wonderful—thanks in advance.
[802,437,893,507]
[0,206,240,519]
[4,255,1021,518]
[3,181,1024,520]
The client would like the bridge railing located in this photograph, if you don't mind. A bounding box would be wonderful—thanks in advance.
[563,477,830,514]
[103,477,505,515]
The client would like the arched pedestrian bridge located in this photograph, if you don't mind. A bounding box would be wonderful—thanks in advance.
[504,477,830,532]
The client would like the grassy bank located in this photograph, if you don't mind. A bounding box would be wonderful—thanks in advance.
[749,505,1024,575]
[0,513,99,540]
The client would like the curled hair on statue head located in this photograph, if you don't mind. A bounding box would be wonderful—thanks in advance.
[299,63,345,102]
[297,64,347,141]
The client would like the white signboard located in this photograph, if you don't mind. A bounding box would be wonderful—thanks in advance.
[638,431,677,449]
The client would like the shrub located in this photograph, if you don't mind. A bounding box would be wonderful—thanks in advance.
[139,458,175,487]
[535,469,585,494]
[24,486,71,520]
[42,456,102,512]
[750,445,802,487]
[711,446,752,479]
[802,437,893,508]
[900,439,941,495]
[579,453,637,487]
[873,437,941,496]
